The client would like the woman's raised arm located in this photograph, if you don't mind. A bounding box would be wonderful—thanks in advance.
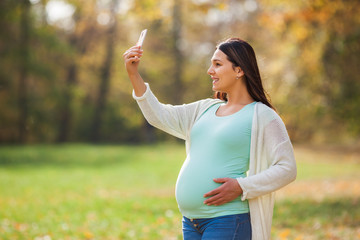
[123,45,146,97]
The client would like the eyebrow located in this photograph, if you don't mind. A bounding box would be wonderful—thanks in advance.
[211,58,222,62]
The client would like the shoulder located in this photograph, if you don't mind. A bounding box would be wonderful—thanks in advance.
[255,102,283,125]
[188,98,223,112]
[255,103,292,140]
[199,98,223,106]
[255,102,277,116]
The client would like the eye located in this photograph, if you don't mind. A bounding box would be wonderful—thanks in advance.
[215,63,221,66]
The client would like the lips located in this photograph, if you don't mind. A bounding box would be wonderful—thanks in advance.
[211,77,219,85]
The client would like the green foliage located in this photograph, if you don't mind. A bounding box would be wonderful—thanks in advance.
[0,0,359,143]
[259,0,360,142]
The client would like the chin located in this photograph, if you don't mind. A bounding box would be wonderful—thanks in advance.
[212,86,224,92]
[212,84,220,91]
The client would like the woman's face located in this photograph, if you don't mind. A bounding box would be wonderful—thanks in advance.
[207,49,242,93]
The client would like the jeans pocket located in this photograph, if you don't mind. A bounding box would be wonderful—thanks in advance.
[234,214,251,240]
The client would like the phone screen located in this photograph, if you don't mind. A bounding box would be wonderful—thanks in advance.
[137,29,147,48]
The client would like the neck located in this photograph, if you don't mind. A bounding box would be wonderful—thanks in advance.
[227,93,254,106]
[226,84,254,106]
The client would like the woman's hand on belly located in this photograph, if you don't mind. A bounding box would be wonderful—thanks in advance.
[203,178,243,206]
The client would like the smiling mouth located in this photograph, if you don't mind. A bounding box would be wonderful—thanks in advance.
[212,78,219,84]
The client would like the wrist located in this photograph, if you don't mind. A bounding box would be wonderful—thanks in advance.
[127,71,139,78]
[235,180,243,195]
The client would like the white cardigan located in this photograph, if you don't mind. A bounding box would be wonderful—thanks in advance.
[133,83,297,240]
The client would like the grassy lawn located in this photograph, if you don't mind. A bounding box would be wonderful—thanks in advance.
[0,144,359,240]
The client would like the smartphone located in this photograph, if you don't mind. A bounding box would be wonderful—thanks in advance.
[136,29,147,48]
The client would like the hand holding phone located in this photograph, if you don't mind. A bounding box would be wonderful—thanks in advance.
[136,29,147,48]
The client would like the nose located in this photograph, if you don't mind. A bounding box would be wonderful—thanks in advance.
[207,65,214,76]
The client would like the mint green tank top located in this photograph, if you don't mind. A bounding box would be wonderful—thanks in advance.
[175,101,256,219]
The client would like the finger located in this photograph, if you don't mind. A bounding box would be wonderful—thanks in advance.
[204,194,223,205]
[124,45,141,52]
[124,53,143,64]
[126,56,140,65]
[130,45,142,51]
[127,46,143,54]
[209,198,227,206]
[123,47,143,58]
[213,178,228,183]
[124,54,139,64]
[128,48,143,55]
[124,50,143,59]
[203,186,222,198]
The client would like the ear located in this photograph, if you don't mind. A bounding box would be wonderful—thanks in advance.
[235,66,244,78]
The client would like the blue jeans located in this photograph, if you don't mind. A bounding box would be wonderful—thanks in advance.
[182,213,252,240]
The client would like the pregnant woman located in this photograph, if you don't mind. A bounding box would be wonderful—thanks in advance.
[123,38,297,240]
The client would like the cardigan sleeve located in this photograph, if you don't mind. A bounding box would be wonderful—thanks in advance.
[133,83,219,140]
[237,107,297,200]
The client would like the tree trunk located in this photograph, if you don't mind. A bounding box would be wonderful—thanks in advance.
[56,13,96,142]
[172,0,184,104]
[57,62,77,142]
[91,0,118,142]
[18,0,30,143]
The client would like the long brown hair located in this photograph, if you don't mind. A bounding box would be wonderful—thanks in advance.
[214,38,275,110]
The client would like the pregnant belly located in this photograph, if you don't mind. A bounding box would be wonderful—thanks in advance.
[175,155,238,213]
[175,154,246,216]
[175,171,221,211]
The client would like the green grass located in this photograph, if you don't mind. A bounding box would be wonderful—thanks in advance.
[0,144,359,239]
[0,144,185,240]
[294,145,360,180]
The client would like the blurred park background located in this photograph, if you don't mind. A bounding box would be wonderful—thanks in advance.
[0,0,360,239]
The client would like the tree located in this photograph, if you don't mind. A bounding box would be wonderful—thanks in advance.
[171,0,184,104]
[57,6,98,142]
[258,0,360,141]
[91,0,119,142]
[17,0,31,143]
